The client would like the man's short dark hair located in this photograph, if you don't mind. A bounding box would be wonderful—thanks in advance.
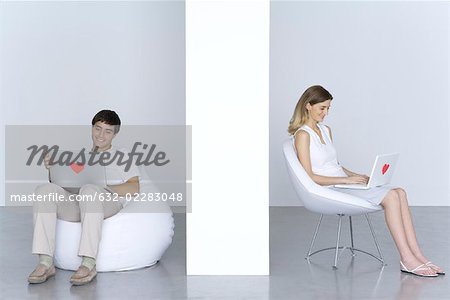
[92,110,121,133]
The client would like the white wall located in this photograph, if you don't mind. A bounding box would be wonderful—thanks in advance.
[270,1,450,206]
[0,1,185,206]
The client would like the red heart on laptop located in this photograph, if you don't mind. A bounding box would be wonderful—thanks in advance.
[382,164,390,175]
[70,163,85,174]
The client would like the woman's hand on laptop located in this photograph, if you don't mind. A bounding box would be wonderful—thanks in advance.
[345,175,369,185]
[360,174,370,183]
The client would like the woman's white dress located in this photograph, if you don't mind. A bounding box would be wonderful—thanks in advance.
[293,123,392,205]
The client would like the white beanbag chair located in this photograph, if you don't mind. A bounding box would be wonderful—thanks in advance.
[53,180,174,272]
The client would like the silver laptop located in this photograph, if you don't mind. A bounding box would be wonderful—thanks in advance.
[334,153,399,190]
[49,162,107,194]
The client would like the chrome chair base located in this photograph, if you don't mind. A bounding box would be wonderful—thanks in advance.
[305,213,385,269]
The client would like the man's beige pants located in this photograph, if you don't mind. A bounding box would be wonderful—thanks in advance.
[32,183,122,259]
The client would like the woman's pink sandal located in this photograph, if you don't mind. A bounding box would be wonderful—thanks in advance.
[425,261,445,275]
[400,261,438,277]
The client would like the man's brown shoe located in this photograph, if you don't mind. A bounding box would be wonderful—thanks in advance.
[28,264,56,284]
[70,265,97,286]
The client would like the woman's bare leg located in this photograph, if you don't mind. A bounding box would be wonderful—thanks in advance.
[394,188,444,273]
[381,190,435,276]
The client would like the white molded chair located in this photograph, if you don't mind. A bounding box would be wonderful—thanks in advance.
[283,139,385,268]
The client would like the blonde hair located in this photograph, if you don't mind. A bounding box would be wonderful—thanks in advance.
[288,85,333,135]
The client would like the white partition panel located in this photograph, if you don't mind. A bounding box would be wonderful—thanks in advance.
[186,0,270,275]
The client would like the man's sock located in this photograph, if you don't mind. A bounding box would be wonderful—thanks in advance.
[39,254,53,268]
[81,256,96,271]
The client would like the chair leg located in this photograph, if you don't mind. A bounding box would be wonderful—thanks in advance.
[349,216,355,256]
[306,214,323,258]
[305,213,384,268]
[365,213,385,265]
[333,214,344,269]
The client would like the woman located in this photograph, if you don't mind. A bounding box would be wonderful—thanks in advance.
[289,85,444,277]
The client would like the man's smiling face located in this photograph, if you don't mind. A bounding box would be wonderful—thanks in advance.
[91,121,117,152]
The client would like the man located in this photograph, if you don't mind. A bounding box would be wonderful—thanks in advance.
[28,110,140,285]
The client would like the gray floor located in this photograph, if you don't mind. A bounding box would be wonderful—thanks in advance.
[1,207,449,300]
